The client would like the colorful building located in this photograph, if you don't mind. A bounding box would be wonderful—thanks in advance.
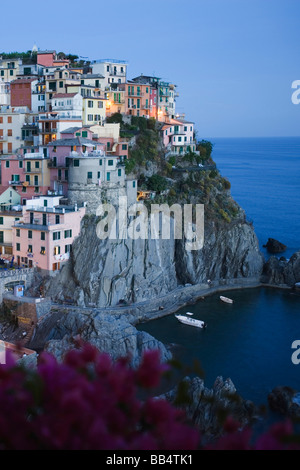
[0,151,51,204]
[12,196,85,272]
[125,82,151,118]
[10,78,38,110]
[161,119,197,156]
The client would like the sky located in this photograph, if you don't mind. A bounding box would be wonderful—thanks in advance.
[1,0,300,138]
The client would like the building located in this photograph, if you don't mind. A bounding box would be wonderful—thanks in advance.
[0,206,22,260]
[91,59,127,87]
[12,195,85,272]
[161,119,197,156]
[0,57,22,82]
[10,78,38,110]
[82,96,106,126]
[0,150,51,204]
[44,68,81,108]
[131,75,178,121]
[0,106,28,155]
[0,82,10,106]
[125,81,151,118]
[38,109,82,145]
[47,135,105,196]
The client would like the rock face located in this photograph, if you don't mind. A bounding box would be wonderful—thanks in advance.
[163,376,256,441]
[263,238,287,254]
[28,307,172,368]
[261,251,300,286]
[45,215,264,308]
[268,386,300,419]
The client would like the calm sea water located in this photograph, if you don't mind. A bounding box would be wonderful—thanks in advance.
[138,137,300,406]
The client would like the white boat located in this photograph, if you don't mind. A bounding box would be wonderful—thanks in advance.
[175,315,207,328]
[186,311,194,316]
[220,296,233,304]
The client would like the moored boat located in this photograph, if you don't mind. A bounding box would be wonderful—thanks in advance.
[175,315,207,328]
[220,295,234,304]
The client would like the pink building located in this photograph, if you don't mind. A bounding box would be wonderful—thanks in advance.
[161,119,197,155]
[12,195,85,272]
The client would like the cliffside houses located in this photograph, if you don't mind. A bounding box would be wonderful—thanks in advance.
[0,47,195,272]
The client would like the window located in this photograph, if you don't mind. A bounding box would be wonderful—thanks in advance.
[40,246,46,255]
[28,245,32,253]
[122,144,127,150]
[5,161,9,168]
[26,175,30,183]
[98,101,103,108]
[118,169,121,177]
[53,231,61,241]
[108,160,113,166]
[16,243,20,251]
[99,159,102,166]
[54,246,60,255]
[106,172,110,182]
[7,129,12,137]
[74,159,79,167]
[59,81,63,88]
[22,186,26,193]
[88,100,94,108]
[0,217,3,225]
[87,114,93,121]
[41,232,45,240]
[28,230,32,239]
[34,175,39,186]
[133,181,136,188]
[82,131,88,138]
[10,70,13,76]
[58,169,62,180]
[97,171,101,179]
[35,161,39,168]
[43,199,47,207]
[87,171,92,179]
[64,229,72,238]
[65,170,68,180]
[65,244,72,253]
[7,116,12,124]
[55,215,60,224]
[19,160,23,168]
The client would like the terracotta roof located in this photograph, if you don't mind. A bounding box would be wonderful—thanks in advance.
[52,93,78,99]
[11,78,37,85]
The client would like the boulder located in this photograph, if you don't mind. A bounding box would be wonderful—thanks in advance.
[268,386,300,419]
[162,376,257,441]
[263,238,287,254]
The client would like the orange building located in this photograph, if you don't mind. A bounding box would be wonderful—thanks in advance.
[124,81,151,117]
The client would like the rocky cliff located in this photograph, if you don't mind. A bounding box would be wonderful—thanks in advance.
[45,211,264,308]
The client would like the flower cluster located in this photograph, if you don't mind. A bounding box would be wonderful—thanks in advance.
[0,344,199,450]
[0,343,299,450]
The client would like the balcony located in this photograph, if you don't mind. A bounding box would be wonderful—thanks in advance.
[128,92,144,98]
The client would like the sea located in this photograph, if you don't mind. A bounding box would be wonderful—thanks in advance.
[137,137,300,407]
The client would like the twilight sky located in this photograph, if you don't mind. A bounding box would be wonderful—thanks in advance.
[1,0,300,138]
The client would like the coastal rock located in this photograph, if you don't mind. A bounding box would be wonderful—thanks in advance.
[162,376,256,441]
[45,215,264,310]
[261,251,300,286]
[263,238,287,254]
[28,307,171,368]
[268,386,300,419]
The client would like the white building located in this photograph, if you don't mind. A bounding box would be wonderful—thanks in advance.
[91,60,127,88]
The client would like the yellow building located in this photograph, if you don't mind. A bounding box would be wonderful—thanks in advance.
[82,97,106,126]
[0,58,21,82]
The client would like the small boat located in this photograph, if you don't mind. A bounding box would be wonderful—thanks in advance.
[175,315,207,328]
[186,311,194,316]
[220,296,233,304]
